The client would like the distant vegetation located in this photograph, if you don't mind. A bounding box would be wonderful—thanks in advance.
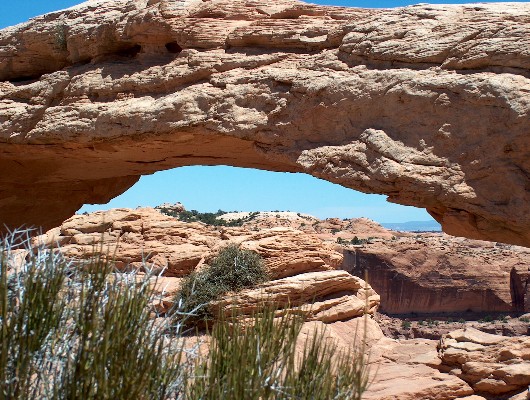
[158,208,259,227]
[336,236,373,245]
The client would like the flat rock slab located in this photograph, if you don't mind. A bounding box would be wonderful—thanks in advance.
[364,363,473,400]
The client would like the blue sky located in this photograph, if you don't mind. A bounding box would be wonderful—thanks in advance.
[3,0,512,222]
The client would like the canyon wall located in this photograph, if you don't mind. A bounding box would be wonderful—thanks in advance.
[346,237,530,314]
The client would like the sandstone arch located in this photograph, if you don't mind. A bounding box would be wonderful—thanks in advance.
[0,0,529,246]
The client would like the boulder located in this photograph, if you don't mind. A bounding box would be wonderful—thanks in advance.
[211,270,379,322]
[439,327,530,396]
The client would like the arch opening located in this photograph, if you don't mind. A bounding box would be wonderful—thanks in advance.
[0,0,528,248]
[77,166,438,229]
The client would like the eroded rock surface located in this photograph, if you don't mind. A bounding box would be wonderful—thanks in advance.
[347,235,530,314]
[1,0,529,246]
[365,337,474,400]
[35,207,378,323]
[36,207,342,278]
[439,327,530,397]
[211,270,379,323]
[219,211,395,241]
[365,327,530,399]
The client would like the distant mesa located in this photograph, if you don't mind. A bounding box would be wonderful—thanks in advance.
[154,202,185,214]
[381,221,442,232]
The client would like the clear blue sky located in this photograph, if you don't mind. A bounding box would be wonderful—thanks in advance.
[3,0,514,222]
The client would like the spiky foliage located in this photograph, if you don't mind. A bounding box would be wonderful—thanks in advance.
[186,307,370,400]
[0,230,185,400]
[0,232,370,400]
[175,244,269,320]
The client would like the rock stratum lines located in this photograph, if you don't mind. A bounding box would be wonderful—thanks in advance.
[0,0,529,246]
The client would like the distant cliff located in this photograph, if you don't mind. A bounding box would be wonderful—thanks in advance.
[345,237,530,314]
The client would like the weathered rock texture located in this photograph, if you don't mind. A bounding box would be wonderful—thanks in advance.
[346,235,530,314]
[35,207,378,322]
[439,328,530,396]
[377,312,530,340]
[365,338,474,400]
[211,270,379,323]
[364,328,530,399]
[35,207,342,278]
[220,211,395,240]
[0,0,529,246]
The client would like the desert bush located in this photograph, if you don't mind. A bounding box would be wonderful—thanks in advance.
[186,307,369,400]
[175,244,269,320]
[0,233,369,400]
[54,24,67,51]
[159,208,259,227]
[401,320,411,330]
[0,230,184,400]
[351,236,362,245]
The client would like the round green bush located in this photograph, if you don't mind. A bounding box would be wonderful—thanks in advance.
[175,244,269,320]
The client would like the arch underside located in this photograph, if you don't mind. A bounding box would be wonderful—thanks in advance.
[0,0,529,246]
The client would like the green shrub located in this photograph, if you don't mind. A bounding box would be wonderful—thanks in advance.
[0,230,184,400]
[175,244,269,320]
[159,208,257,227]
[350,236,362,245]
[401,320,411,330]
[0,233,369,400]
[186,307,369,400]
[54,24,67,51]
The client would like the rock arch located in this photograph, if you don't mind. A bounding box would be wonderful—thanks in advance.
[0,0,529,246]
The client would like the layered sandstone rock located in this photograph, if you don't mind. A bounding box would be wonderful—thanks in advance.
[347,235,530,314]
[220,211,395,240]
[35,207,342,278]
[365,338,474,399]
[35,207,379,323]
[439,327,530,396]
[0,1,529,247]
[364,328,530,399]
[211,270,379,323]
